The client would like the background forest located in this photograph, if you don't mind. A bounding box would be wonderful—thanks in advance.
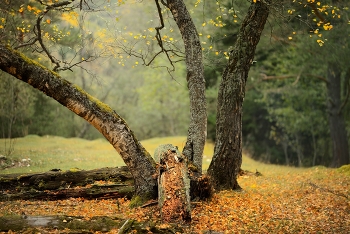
[0,0,349,168]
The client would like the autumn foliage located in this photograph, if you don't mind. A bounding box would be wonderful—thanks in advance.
[1,165,349,233]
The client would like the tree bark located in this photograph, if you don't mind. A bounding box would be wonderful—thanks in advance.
[0,44,157,198]
[326,63,350,167]
[208,1,270,190]
[154,144,191,223]
[165,0,207,174]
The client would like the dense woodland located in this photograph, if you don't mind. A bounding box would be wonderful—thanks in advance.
[0,0,349,168]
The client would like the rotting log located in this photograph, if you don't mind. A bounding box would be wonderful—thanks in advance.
[0,164,212,202]
[154,144,191,223]
[0,167,134,201]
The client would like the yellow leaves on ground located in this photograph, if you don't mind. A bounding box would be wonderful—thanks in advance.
[190,168,349,233]
[1,167,348,233]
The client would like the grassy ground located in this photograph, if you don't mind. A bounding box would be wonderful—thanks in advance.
[0,135,214,174]
[0,136,349,233]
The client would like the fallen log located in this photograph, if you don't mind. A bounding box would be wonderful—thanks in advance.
[0,162,212,202]
[0,167,134,201]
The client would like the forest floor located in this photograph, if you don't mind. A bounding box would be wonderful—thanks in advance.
[0,136,349,233]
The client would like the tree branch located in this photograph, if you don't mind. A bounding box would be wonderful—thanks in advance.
[36,12,61,71]
[260,73,329,84]
[308,2,326,23]
[151,0,175,72]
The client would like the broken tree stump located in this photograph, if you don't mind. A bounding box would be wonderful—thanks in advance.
[154,144,191,223]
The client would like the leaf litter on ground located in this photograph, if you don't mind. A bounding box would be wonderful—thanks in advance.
[1,165,349,233]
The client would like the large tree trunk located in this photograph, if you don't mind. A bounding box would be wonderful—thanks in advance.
[0,44,157,199]
[207,1,270,190]
[165,0,207,174]
[326,63,350,167]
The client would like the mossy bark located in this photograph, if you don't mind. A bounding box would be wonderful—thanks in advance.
[207,1,271,190]
[0,44,157,198]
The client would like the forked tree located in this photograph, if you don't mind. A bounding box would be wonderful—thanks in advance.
[0,0,272,219]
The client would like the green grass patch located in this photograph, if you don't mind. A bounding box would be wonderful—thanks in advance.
[0,135,121,174]
[1,135,347,180]
[0,135,215,174]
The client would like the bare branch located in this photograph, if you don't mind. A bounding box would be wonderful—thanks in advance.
[36,13,61,70]
[15,0,100,72]
[152,0,175,72]
[290,67,305,86]
[260,73,329,84]
[14,38,38,50]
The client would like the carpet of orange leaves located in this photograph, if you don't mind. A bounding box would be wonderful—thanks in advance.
[0,167,349,233]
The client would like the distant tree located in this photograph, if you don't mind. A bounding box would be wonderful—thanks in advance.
[254,0,350,167]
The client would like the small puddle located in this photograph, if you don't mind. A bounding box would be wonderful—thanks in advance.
[25,216,58,227]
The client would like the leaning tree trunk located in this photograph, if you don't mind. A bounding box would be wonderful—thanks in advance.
[326,62,350,167]
[207,1,270,190]
[165,0,207,174]
[0,44,157,199]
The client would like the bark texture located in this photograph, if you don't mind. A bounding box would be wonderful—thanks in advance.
[207,1,270,190]
[326,63,350,167]
[166,0,207,174]
[154,144,191,223]
[0,44,157,198]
